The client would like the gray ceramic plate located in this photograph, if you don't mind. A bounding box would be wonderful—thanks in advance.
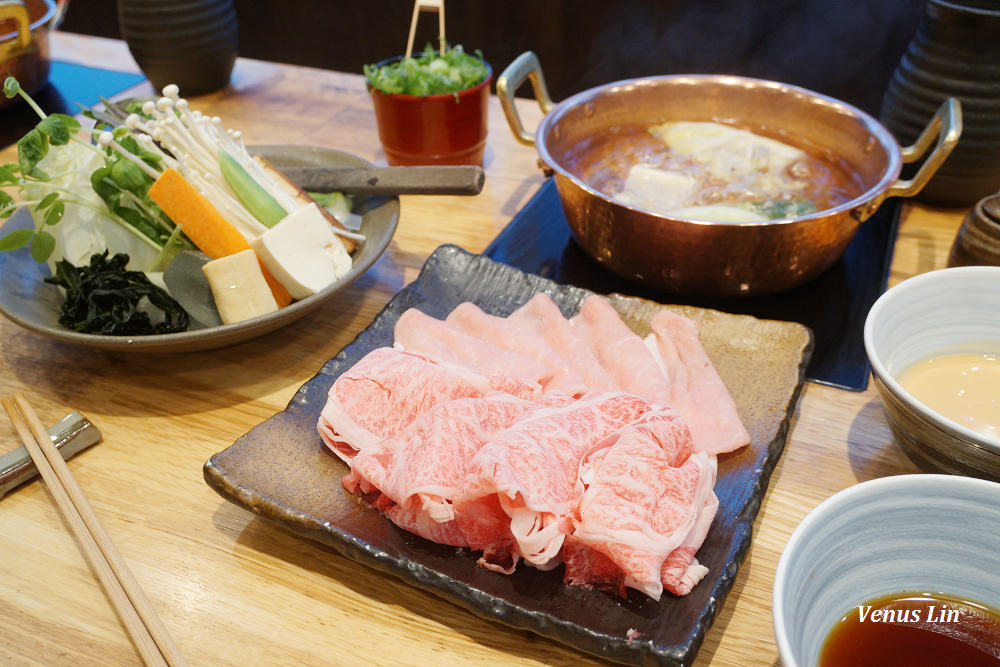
[204,246,813,666]
[0,146,399,353]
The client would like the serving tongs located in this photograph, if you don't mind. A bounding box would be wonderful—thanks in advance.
[93,97,484,197]
[276,164,485,196]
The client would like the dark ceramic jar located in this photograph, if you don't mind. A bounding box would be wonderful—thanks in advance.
[948,193,1000,267]
[880,0,1000,207]
[117,0,238,96]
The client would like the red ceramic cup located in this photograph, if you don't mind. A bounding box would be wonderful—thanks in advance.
[368,59,492,166]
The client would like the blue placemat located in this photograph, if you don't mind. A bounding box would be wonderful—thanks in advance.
[485,179,901,392]
[1,61,146,148]
[48,60,146,109]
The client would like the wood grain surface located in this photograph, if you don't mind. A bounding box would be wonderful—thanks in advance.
[0,32,971,666]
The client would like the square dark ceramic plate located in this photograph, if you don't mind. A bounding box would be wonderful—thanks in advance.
[203,245,813,666]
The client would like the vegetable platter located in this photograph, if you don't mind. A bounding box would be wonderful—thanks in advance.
[0,79,399,352]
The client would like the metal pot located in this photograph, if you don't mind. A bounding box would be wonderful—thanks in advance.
[0,0,67,110]
[497,52,961,297]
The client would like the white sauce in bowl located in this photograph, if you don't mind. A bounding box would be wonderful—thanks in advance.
[897,352,1000,439]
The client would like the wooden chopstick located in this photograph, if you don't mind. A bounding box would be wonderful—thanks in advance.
[3,394,186,667]
[405,0,446,58]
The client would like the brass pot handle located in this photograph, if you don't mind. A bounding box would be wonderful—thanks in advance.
[496,51,555,146]
[856,98,962,220]
[889,97,962,198]
[0,0,31,61]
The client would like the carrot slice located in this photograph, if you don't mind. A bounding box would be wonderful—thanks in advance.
[149,168,292,307]
[258,264,293,307]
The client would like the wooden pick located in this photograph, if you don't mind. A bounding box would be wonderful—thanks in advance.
[405,0,446,58]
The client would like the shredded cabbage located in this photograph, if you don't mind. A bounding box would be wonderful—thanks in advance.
[21,142,164,272]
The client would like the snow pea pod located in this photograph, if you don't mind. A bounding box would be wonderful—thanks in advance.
[218,149,286,227]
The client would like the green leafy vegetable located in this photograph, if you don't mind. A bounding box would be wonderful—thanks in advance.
[0,76,191,268]
[0,190,15,218]
[744,199,817,220]
[30,230,55,263]
[43,201,64,227]
[0,227,32,251]
[364,44,488,96]
[37,114,81,145]
[0,163,17,185]
[45,251,189,335]
[3,77,19,98]
[17,128,47,177]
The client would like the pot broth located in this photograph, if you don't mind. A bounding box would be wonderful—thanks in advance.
[564,121,865,222]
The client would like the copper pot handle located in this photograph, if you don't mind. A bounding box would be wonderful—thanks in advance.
[0,0,31,60]
[856,98,962,220]
[497,51,555,146]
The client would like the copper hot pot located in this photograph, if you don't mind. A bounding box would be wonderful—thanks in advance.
[497,52,961,297]
[1,0,66,110]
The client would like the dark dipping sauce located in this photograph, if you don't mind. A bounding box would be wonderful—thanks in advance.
[820,592,1000,667]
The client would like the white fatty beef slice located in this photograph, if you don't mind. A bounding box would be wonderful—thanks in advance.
[506,293,618,391]
[316,347,541,462]
[570,295,674,407]
[392,308,554,392]
[644,309,750,454]
[445,302,590,397]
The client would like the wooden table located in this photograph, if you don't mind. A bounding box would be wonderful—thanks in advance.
[0,33,971,666]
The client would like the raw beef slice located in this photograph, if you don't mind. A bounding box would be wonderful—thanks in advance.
[317,347,540,461]
[645,309,750,454]
[570,412,716,599]
[454,391,655,571]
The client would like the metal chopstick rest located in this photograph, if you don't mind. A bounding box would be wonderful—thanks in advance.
[0,411,102,499]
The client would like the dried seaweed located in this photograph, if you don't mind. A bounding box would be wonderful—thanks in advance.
[45,251,189,335]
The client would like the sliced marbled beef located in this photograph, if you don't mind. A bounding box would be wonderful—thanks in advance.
[344,393,572,546]
[317,347,540,462]
[571,413,716,600]
[454,391,655,570]
[322,294,748,599]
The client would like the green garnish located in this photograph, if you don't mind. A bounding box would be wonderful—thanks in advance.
[364,44,488,96]
[45,251,189,335]
[743,199,818,220]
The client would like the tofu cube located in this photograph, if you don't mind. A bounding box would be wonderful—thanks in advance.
[250,203,352,300]
[202,249,279,324]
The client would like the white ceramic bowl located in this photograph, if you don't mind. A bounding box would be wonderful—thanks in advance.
[773,474,1000,667]
[864,266,1000,478]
